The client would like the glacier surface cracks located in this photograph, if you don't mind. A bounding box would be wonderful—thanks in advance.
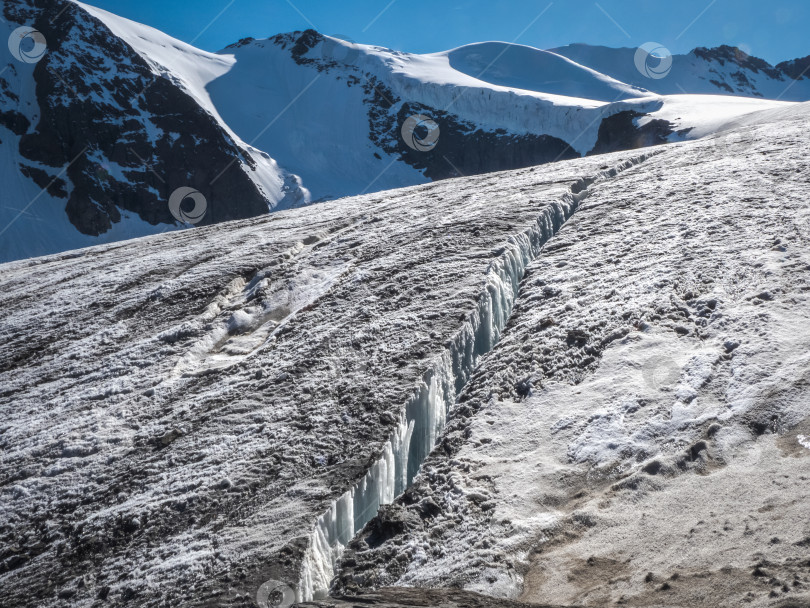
[295,152,660,601]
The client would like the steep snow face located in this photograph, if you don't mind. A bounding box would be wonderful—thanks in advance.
[74,1,233,115]
[207,32,793,202]
[74,1,308,208]
[0,9,184,261]
[334,103,810,608]
[47,5,808,204]
[443,42,647,101]
[551,43,810,101]
[205,37,429,201]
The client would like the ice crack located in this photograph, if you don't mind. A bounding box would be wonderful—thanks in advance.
[295,151,661,601]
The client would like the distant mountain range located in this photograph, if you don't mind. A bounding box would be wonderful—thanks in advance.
[1,0,808,262]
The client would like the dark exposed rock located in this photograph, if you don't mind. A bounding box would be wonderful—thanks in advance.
[588,110,674,156]
[3,0,273,236]
[391,104,578,180]
[693,45,784,81]
[709,79,735,93]
[18,164,67,197]
[0,109,30,135]
[777,55,810,81]
[361,504,424,549]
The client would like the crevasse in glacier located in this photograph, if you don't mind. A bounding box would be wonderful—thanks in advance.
[294,170,611,600]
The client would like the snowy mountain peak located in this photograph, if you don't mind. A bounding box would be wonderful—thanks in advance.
[0,5,807,263]
[691,44,784,79]
[551,42,810,100]
[438,41,649,101]
[777,54,810,81]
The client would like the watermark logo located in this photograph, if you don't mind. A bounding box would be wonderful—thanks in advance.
[256,579,295,608]
[641,355,680,390]
[634,42,672,80]
[401,114,440,152]
[321,34,359,65]
[8,26,47,64]
[736,438,763,467]
[95,163,112,182]
[168,187,207,225]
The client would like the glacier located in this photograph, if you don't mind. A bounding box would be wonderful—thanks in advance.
[331,102,810,608]
[1,137,662,607]
[295,154,657,601]
[0,25,809,606]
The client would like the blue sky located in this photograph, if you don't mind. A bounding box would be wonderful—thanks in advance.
[85,0,808,65]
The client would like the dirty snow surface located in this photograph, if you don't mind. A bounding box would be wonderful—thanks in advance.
[336,104,810,608]
[1,103,810,608]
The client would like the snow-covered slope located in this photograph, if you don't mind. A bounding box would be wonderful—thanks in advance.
[74,1,305,207]
[0,136,653,608]
[1,101,809,608]
[444,42,646,101]
[0,0,806,263]
[551,43,810,101]
[205,32,793,201]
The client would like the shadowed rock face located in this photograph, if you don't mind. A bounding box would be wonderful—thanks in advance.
[588,110,676,156]
[692,46,785,81]
[3,0,273,236]
[386,103,579,181]
[777,55,810,81]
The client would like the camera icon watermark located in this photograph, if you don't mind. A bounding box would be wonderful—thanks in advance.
[641,355,680,390]
[168,187,207,225]
[8,26,47,64]
[401,114,440,152]
[256,579,295,608]
[321,34,359,65]
[634,42,672,80]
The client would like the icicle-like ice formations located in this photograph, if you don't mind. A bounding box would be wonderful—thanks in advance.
[296,155,654,601]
